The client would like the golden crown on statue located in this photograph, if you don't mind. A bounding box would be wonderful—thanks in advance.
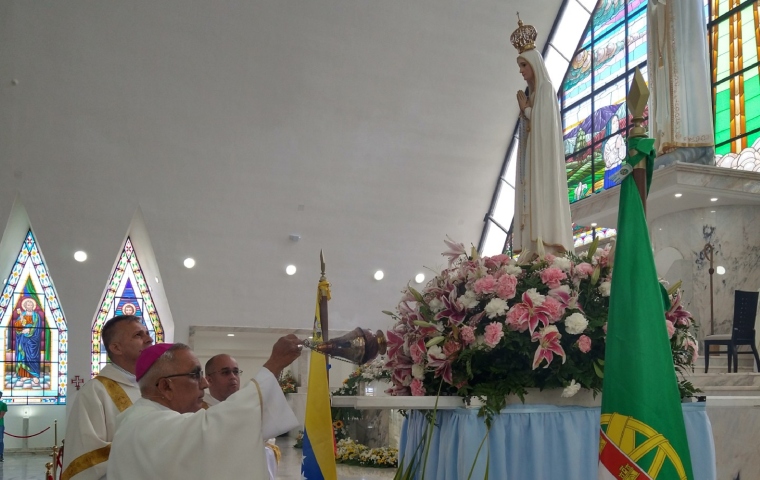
[510,14,537,53]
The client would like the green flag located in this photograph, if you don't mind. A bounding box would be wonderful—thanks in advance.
[598,147,694,480]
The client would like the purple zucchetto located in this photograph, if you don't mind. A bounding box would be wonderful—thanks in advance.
[135,343,174,381]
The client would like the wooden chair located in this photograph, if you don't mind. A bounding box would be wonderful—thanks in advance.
[704,290,760,373]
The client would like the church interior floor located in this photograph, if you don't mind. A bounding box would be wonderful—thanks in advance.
[1,440,397,480]
[0,452,51,480]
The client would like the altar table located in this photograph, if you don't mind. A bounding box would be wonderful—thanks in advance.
[399,402,715,479]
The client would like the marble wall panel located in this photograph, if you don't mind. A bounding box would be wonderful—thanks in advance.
[651,205,760,346]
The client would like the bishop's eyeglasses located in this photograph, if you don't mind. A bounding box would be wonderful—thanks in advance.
[156,368,204,386]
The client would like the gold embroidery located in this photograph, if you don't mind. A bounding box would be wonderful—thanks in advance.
[60,445,111,480]
[95,376,132,413]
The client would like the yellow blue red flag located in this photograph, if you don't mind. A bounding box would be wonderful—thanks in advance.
[301,280,337,480]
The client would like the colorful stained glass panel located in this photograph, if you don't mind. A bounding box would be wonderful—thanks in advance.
[91,238,164,377]
[0,231,67,404]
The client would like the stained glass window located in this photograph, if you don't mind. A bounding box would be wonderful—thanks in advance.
[0,231,67,404]
[562,0,648,204]
[710,0,760,171]
[91,237,164,377]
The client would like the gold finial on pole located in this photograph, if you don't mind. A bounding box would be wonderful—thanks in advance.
[626,67,651,211]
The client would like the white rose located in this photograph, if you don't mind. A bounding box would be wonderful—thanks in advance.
[553,256,572,271]
[428,297,445,313]
[564,312,588,335]
[599,281,611,297]
[561,380,581,398]
[525,288,545,307]
[484,298,508,319]
[460,290,479,309]
[412,364,425,380]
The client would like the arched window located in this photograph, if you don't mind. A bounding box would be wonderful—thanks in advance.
[0,230,67,404]
[91,237,164,377]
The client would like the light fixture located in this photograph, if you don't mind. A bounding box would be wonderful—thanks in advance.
[674,193,682,198]
[155,276,160,283]
[286,265,297,275]
[374,270,384,281]
[415,273,425,284]
[710,210,716,213]
[710,197,718,202]
[227,333,235,337]
[183,258,196,269]
[590,222,598,227]
[716,266,726,275]
[74,251,88,262]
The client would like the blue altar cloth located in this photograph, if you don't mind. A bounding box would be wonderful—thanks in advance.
[399,402,715,479]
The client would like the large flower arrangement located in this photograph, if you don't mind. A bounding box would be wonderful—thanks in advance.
[385,238,698,414]
[335,438,399,468]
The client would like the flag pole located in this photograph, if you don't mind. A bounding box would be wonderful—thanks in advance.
[319,250,329,382]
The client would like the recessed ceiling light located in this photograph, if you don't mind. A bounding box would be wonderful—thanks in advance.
[710,210,716,213]
[674,193,682,198]
[74,251,88,262]
[710,197,718,202]
[716,266,726,275]
[227,333,235,337]
[286,265,297,275]
[155,276,160,283]
[415,273,425,284]
[590,222,598,227]
[374,270,384,281]
[183,258,196,268]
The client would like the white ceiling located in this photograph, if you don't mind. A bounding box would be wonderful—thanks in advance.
[0,0,566,364]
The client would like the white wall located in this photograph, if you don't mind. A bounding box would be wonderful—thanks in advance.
[4,404,66,451]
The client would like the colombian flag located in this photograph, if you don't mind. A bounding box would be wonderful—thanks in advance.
[301,280,337,480]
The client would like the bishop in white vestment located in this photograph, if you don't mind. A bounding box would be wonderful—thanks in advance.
[107,340,300,480]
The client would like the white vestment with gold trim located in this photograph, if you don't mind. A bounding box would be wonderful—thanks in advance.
[107,369,297,480]
[61,365,140,480]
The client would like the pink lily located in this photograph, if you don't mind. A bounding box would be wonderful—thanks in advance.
[385,329,407,359]
[530,325,565,370]
[509,291,553,334]
[435,289,467,325]
[442,237,466,266]
[426,348,454,385]
[531,326,566,369]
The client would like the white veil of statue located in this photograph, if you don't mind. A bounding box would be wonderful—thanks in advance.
[512,25,574,260]
[648,0,714,156]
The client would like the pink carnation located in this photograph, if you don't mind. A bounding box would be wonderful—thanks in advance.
[410,378,426,396]
[577,335,592,353]
[484,321,505,347]
[540,267,567,289]
[473,275,497,295]
[544,253,556,263]
[541,296,565,322]
[495,274,518,300]
[665,320,676,339]
[459,325,476,345]
[575,262,594,277]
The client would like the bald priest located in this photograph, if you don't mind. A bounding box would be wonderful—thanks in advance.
[107,336,302,480]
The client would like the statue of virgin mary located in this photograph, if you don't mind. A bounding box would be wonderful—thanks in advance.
[511,18,574,260]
